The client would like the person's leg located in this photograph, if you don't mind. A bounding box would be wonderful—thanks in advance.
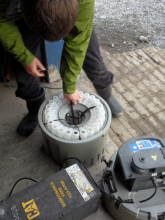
[13,19,45,136]
[13,19,43,100]
[83,29,123,118]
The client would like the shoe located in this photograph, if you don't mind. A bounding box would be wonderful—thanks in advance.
[96,87,123,118]
[17,113,38,136]
[17,88,45,136]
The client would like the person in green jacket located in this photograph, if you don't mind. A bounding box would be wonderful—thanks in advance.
[0,0,123,136]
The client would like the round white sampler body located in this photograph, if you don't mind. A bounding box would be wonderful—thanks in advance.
[39,91,111,166]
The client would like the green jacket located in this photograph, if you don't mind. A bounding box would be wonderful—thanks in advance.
[0,0,95,94]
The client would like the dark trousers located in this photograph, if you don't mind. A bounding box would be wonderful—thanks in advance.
[13,20,113,100]
[83,30,113,89]
[13,19,43,100]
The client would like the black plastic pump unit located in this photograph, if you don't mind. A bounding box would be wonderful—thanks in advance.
[102,136,165,220]
[0,162,101,220]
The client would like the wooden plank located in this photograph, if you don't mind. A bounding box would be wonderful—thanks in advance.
[143,47,159,55]
[115,54,135,71]
[105,56,129,76]
[157,128,165,139]
[110,118,133,144]
[118,114,144,137]
[117,90,151,118]
[154,110,165,127]
[152,69,165,84]
[112,87,155,133]
[109,128,122,148]
[134,49,158,70]
[121,75,161,114]
[126,72,165,110]
[145,131,160,137]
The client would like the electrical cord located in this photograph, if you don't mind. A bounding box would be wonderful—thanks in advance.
[139,176,158,203]
[44,103,96,140]
[7,158,157,205]
[44,118,82,140]
[60,157,158,204]
[70,101,75,125]
[9,177,37,197]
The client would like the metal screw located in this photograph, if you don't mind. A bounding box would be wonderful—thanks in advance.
[102,133,106,137]
[139,157,145,163]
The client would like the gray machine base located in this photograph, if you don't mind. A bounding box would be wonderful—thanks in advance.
[102,152,165,220]
[38,91,111,166]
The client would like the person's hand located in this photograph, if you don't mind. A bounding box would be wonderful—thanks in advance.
[64,89,81,105]
[23,57,46,77]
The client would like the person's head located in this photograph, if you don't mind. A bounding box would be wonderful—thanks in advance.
[20,0,79,42]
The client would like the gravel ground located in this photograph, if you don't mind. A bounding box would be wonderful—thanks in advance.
[94,0,165,53]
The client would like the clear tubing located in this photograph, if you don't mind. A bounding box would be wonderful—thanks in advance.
[51,113,58,121]
[94,99,100,105]
[90,95,96,103]
[79,127,85,131]
[99,108,105,116]
[52,102,60,110]
[51,108,59,114]
[87,119,95,124]
[47,121,53,132]
[86,122,94,127]
[80,130,87,139]
[43,90,107,139]
[58,93,64,99]
[83,125,89,131]
[45,104,53,111]
[99,113,105,122]
[85,98,93,108]
[53,96,63,107]
[87,127,94,138]
[58,93,67,105]
[78,91,84,103]
[49,100,60,112]
[85,93,90,98]
[52,121,61,126]
[90,107,98,114]
[90,111,98,118]
[49,100,55,107]
[64,130,72,140]
[45,115,52,123]
[61,99,67,105]
[90,115,99,121]
[83,93,90,105]
[81,92,90,105]
[71,130,79,140]
[97,119,104,128]
[57,128,65,138]
[52,124,58,135]
[44,109,50,117]
[98,103,104,109]
[93,123,100,134]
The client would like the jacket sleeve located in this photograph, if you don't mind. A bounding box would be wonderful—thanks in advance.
[0,0,34,66]
[60,0,95,94]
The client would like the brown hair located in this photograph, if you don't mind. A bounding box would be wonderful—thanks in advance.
[20,0,79,42]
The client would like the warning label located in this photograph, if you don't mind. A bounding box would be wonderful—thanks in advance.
[130,140,162,154]
[65,164,94,202]
[151,155,157,161]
